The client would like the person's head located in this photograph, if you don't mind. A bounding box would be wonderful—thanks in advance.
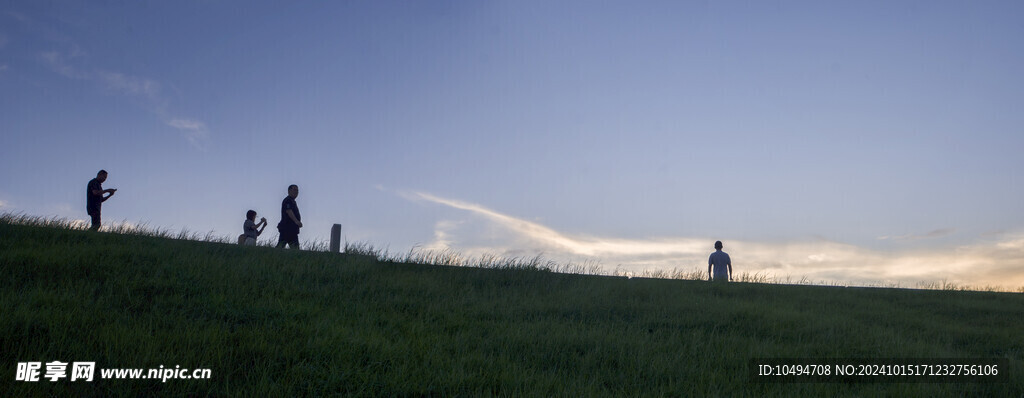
[246,210,257,221]
[715,241,723,250]
[288,184,299,199]
[97,170,108,183]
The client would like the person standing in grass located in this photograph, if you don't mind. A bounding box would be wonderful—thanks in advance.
[86,170,116,231]
[276,184,302,249]
[242,210,268,246]
[708,240,732,282]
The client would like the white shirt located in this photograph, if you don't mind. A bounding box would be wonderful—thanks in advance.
[709,250,731,279]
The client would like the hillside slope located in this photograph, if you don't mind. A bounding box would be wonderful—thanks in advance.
[1,222,1021,396]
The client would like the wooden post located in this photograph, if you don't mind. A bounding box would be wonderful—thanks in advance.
[330,224,342,253]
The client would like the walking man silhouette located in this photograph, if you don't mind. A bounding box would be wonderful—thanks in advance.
[276,184,302,249]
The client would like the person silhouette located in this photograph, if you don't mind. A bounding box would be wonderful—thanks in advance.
[708,240,732,282]
[241,210,267,246]
[276,184,302,249]
[86,170,116,231]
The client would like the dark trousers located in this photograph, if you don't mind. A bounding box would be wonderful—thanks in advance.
[276,238,300,249]
[277,228,300,249]
[89,211,101,231]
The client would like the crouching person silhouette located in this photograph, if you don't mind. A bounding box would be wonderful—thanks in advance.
[241,210,267,246]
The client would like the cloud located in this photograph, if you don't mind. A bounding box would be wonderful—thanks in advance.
[36,45,208,150]
[403,191,1024,289]
[40,50,89,79]
[98,71,162,100]
[405,191,707,258]
[20,12,209,149]
[995,235,1024,252]
[423,220,460,252]
[168,118,205,131]
[7,11,29,23]
[0,200,7,208]
[877,228,956,241]
[167,118,209,151]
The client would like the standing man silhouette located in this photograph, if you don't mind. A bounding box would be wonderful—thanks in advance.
[708,240,732,282]
[276,184,302,249]
[86,170,116,231]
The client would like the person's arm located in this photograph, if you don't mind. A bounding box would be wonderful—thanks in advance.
[708,257,713,281]
[257,220,267,235]
[727,256,733,281]
[286,209,302,228]
[90,182,105,197]
[100,189,116,202]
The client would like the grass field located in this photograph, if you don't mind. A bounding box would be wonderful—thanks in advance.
[1,216,1022,396]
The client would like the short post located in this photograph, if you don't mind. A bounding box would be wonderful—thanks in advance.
[330,224,342,253]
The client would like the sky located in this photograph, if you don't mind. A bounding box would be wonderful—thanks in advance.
[2,1,1023,288]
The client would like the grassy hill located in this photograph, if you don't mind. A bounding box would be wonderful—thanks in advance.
[1,220,1022,396]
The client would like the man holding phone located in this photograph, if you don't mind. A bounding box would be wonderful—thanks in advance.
[87,170,116,231]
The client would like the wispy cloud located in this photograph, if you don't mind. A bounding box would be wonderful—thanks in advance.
[6,10,29,23]
[34,44,208,150]
[405,191,707,257]
[97,71,162,101]
[423,220,461,252]
[877,228,956,241]
[167,118,209,151]
[402,191,1024,289]
[167,118,205,131]
[10,10,212,147]
[40,50,88,79]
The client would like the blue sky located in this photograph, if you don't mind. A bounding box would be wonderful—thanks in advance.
[2,1,1023,287]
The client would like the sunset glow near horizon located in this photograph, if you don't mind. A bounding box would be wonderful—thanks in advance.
[2,1,1022,288]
